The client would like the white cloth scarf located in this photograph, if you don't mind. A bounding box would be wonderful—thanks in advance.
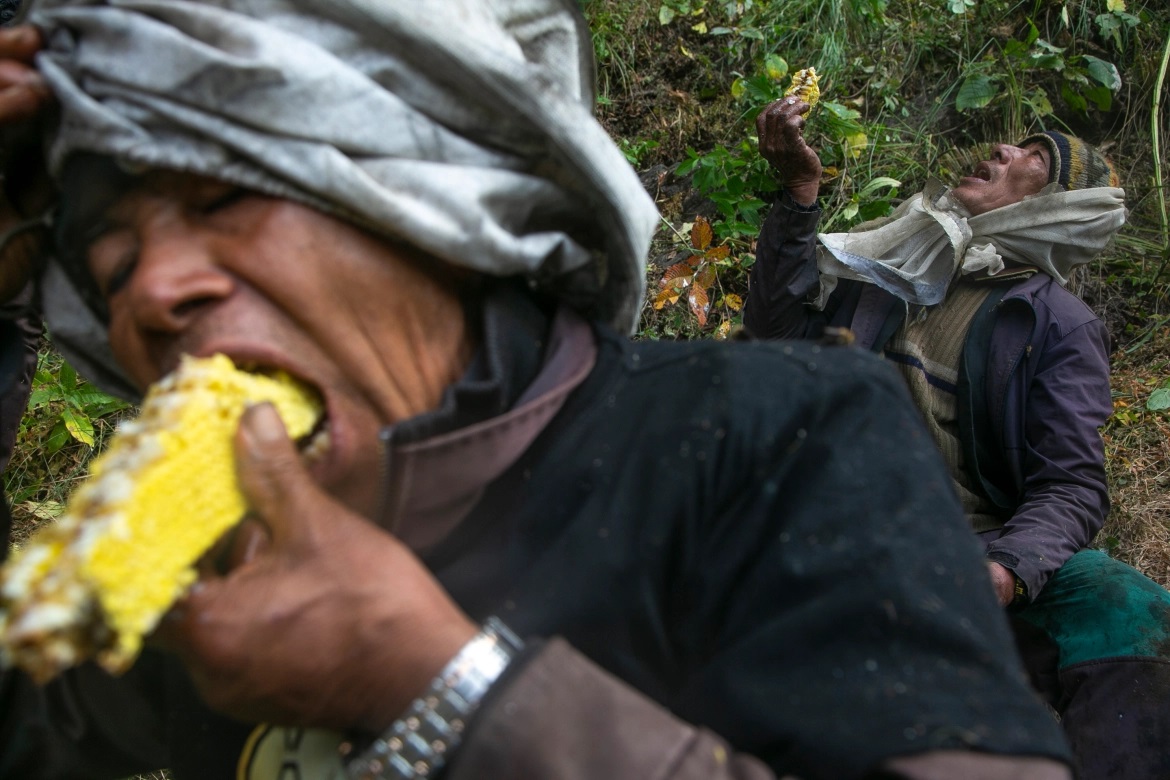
[27,0,659,396]
[814,180,1127,308]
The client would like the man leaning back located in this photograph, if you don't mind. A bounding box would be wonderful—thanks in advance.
[746,93,1170,780]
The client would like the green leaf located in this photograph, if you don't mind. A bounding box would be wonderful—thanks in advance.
[858,200,894,221]
[1004,39,1028,58]
[822,101,860,119]
[1147,388,1170,411]
[764,54,788,82]
[1082,55,1122,90]
[1034,38,1063,54]
[68,386,129,413]
[61,407,96,447]
[89,400,133,418]
[24,500,64,522]
[26,388,57,410]
[1094,13,1121,46]
[1028,53,1065,72]
[658,5,676,25]
[1023,21,1040,46]
[858,176,902,197]
[59,361,77,392]
[1024,88,1054,117]
[44,420,71,455]
[956,75,999,111]
[741,74,782,104]
[1083,85,1112,111]
[1061,82,1088,112]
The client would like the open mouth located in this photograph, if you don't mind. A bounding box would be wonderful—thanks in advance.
[236,360,331,463]
[299,415,331,463]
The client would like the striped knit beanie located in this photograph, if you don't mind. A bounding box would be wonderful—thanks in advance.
[1018,130,1120,190]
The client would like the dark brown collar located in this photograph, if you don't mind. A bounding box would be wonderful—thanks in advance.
[381,306,597,553]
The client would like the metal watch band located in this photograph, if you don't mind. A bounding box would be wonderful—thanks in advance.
[344,617,524,780]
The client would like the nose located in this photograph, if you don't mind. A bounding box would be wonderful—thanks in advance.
[991,144,1023,163]
[120,218,234,335]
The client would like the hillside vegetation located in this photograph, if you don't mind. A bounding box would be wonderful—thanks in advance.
[584,0,1170,583]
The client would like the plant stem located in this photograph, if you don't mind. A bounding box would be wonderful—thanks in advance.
[1149,20,1170,288]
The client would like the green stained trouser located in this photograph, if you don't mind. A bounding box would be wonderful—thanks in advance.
[1018,549,1170,666]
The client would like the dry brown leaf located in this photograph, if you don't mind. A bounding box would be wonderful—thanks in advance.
[688,286,710,327]
[691,216,714,252]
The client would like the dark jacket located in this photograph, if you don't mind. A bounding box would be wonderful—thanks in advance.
[0,294,41,554]
[0,303,1070,779]
[744,194,1113,603]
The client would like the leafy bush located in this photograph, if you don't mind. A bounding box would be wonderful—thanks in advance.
[4,350,131,539]
[651,216,749,337]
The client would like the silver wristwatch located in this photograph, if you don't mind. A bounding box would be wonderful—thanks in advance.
[343,617,524,779]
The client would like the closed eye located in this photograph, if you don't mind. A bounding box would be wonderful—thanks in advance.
[201,187,250,214]
[103,255,137,298]
[86,230,138,301]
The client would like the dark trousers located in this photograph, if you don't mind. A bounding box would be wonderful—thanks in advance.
[1013,550,1170,779]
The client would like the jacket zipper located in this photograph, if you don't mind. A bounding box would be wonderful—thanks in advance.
[376,427,395,528]
[994,297,1035,449]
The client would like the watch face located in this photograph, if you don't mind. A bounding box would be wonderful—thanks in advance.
[237,725,349,780]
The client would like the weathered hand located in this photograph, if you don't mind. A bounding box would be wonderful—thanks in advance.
[986,561,1017,607]
[153,403,478,733]
[0,26,48,124]
[755,97,822,207]
[0,25,53,302]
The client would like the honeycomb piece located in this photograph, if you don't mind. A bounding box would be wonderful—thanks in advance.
[0,354,322,682]
[784,67,820,108]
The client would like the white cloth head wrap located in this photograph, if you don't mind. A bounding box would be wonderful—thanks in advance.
[814,180,1127,308]
[28,0,659,396]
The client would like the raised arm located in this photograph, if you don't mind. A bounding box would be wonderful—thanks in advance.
[743,98,828,340]
[755,96,822,206]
